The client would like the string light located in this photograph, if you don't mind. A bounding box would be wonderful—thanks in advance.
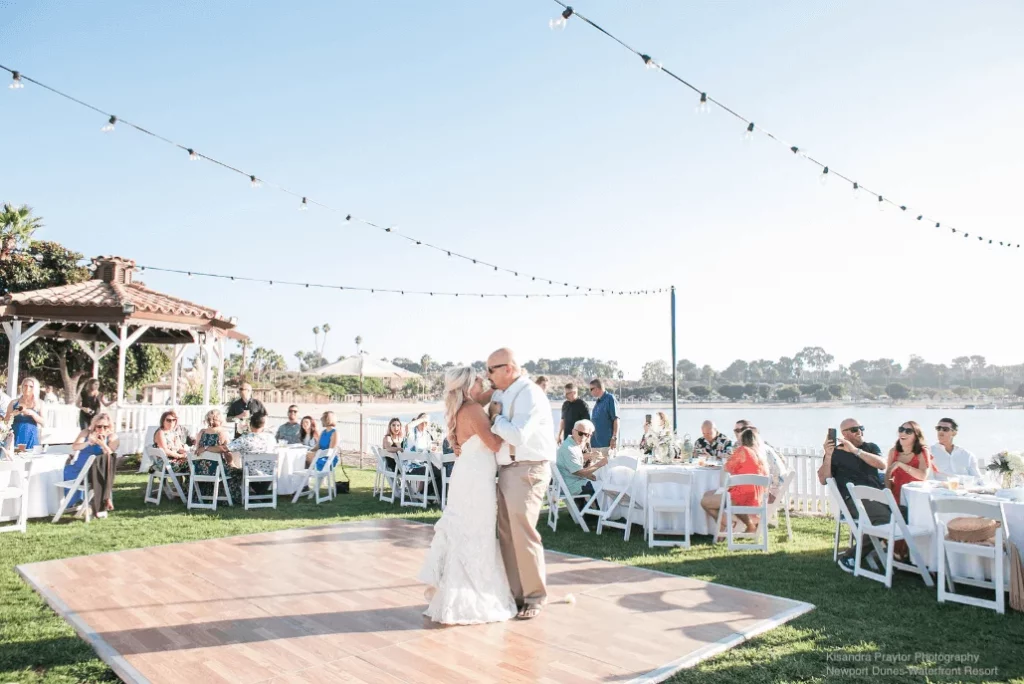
[300,197,308,211]
[133,263,665,298]
[9,70,23,89]
[545,1,1019,252]
[697,92,708,114]
[549,5,573,29]
[0,63,662,293]
[819,166,829,185]
[744,122,754,141]
[187,148,198,161]
[101,115,117,132]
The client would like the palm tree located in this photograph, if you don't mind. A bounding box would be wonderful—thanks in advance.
[0,203,44,260]
[312,326,320,355]
[320,323,331,356]
[420,354,432,374]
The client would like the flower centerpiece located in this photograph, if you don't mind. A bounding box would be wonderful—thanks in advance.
[641,428,681,464]
[0,418,11,456]
[986,451,1024,489]
[427,422,445,447]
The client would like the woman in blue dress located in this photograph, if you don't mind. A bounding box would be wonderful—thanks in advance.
[306,410,339,469]
[4,377,45,451]
[66,412,119,517]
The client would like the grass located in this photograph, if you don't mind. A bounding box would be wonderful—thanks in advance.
[1,470,1022,684]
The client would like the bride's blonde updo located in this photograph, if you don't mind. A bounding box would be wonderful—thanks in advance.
[443,366,476,450]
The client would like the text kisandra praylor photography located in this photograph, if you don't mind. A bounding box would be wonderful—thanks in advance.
[825,651,997,679]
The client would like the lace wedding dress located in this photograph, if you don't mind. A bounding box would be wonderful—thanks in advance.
[417,434,518,625]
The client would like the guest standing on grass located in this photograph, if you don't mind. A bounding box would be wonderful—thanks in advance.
[76,379,112,431]
[588,378,619,452]
[700,427,769,534]
[226,383,266,436]
[68,412,119,518]
[557,382,591,444]
[275,405,303,444]
[4,377,45,450]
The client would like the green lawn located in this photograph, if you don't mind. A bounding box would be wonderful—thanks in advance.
[1,470,1022,684]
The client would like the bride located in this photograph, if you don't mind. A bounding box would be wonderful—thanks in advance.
[417,367,518,625]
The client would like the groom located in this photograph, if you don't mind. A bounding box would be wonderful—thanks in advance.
[475,347,555,620]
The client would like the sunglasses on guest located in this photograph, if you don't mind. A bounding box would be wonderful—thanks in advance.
[898,426,916,435]
[486,364,508,375]
[843,426,864,434]
[935,425,953,432]
[575,429,592,438]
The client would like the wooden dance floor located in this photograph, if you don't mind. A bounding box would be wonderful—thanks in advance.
[18,519,812,684]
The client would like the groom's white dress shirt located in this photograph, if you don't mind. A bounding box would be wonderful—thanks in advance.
[929,442,982,482]
[492,376,556,466]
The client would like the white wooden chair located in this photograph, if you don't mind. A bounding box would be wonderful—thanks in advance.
[846,483,934,588]
[714,474,771,552]
[547,465,589,532]
[590,456,640,539]
[138,427,158,473]
[372,447,399,503]
[931,497,1007,614]
[144,448,188,505]
[187,453,233,511]
[396,451,437,508]
[645,469,692,549]
[439,453,457,510]
[0,459,31,533]
[242,452,279,510]
[766,473,794,542]
[52,453,97,523]
[292,448,338,504]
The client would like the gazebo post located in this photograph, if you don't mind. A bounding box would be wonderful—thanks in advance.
[201,336,213,407]
[92,341,100,379]
[116,324,128,406]
[3,319,47,396]
[218,336,226,406]
[170,345,186,406]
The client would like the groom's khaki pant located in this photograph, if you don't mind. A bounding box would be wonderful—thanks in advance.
[497,460,551,608]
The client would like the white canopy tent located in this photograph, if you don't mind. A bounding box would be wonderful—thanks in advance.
[307,355,421,381]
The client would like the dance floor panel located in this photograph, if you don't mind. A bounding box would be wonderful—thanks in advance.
[18,519,812,684]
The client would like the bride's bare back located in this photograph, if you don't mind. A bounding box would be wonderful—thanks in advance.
[455,401,503,453]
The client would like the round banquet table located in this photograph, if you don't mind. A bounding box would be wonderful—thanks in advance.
[903,482,1024,581]
[0,453,68,519]
[276,445,314,495]
[597,463,724,536]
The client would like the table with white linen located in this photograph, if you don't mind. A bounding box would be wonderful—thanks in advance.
[0,453,69,519]
[903,481,1024,580]
[597,462,724,536]
[276,444,313,495]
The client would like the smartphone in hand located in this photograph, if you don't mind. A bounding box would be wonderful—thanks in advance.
[827,428,837,446]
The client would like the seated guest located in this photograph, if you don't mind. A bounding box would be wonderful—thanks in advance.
[196,409,232,464]
[816,418,888,572]
[67,412,120,518]
[558,382,591,444]
[405,413,433,451]
[700,427,769,534]
[693,420,732,460]
[307,411,339,467]
[930,418,981,483]
[556,419,607,499]
[188,409,244,502]
[275,405,302,444]
[153,410,188,465]
[535,375,549,394]
[734,419,790,503]
[299,415,319,448]
[382,417,404,471]
[227,414,279,497]
[886,421,933,506]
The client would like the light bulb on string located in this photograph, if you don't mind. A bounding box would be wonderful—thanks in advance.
[187,272,193,280]
[852,182,859,199]
[9,71,24,89]
[101,115,117,132]
[299,197,308,211]
[549,6,573,29]
[877,195,885,211]
[743,122,754,141]
[819,166,829,185]
[187,148,198,161]
[250,175,260,188]
[640,54,662,71]
[696,92,709,114]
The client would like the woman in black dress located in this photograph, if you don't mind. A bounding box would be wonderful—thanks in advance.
[76,379,111,431]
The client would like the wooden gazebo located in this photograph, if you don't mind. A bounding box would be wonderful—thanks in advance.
[0,255,246,406]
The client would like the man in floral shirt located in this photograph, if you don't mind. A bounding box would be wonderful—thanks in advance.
[693,420,733,459]
[228,415,278,462]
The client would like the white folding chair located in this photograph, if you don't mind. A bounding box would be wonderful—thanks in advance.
[767,473,794,542]
[645,470,692,549]
[372,447,399,503]
[138,427,158,473]
[590,456,640,539]
[144,448,188,505]
[0,459,31,533]
[292,448,338,504]
[242,452,279,510]
[547,465,590,532]
[846,483,934,588]
[52,453,97,523]
[714,474,771,552]
[396,451,437,508]
[439,453,457,510]
[187,453,233,511]
[931,497,1007,614]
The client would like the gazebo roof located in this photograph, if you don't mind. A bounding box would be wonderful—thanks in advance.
[0,255,246,344]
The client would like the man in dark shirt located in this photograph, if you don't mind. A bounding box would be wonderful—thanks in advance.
[817,417,889,572]
[226,383,267,436]
[557,382,591,444]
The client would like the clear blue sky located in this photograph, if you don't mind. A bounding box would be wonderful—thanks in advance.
[3,1,1023,377]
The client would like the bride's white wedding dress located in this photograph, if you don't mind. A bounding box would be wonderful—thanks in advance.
[417,434,518,625]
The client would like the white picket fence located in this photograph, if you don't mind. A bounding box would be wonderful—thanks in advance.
[778,447,832,516]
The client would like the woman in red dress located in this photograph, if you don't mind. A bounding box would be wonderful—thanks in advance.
[886,420,933,506]
[701,427,769,534]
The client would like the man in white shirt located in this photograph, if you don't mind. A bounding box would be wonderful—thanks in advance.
[930,417,982,483]
[478,347,555,621]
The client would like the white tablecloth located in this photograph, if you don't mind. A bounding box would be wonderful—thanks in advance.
[597,463,724,536]
[276,445,312,495]
[0,454,68,519]
[903,482,1024,580]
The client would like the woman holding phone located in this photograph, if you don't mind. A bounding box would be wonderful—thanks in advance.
[4,376,45,451]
